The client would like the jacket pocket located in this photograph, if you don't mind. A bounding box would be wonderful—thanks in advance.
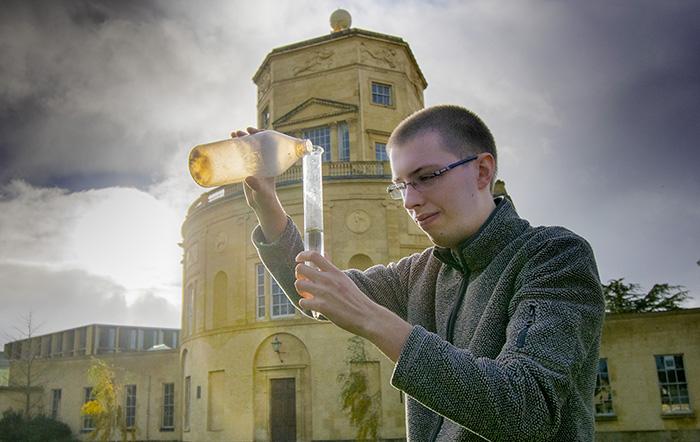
[516,304,537,348]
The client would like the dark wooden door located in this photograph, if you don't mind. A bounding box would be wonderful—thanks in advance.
[270,378,296,441]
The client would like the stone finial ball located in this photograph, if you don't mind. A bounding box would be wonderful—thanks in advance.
[330,9,352,32]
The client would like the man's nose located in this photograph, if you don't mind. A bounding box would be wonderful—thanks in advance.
[402,184,423,210]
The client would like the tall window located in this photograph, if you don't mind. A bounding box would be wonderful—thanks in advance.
[594,359,614,416]
[55,334,63,356]
[77,327,87,355]
[128,329,138,350]
[338,121,350,161]
[82,387,95,431]
[186,284,195,335]
[257,264,266,319]
[375,142,388,161]
[162,383,175,430]
[98,327,116,354]
[184,376,191,431]
[271,277,295,318]
[51,389,62,419]
[371,82,392,106]
[655,354,691,413]
[303,126,331,162]
[262,106,270,128]
[257,264,295,319]
[125,385,137,428]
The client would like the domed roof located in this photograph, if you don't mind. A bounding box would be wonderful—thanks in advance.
[330,9,351,32]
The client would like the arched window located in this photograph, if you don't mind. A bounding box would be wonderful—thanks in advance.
[213,271,228,328]
[185,283,195,335]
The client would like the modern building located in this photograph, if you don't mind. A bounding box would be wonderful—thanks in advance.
[1,324,180,440]
[1,9,698,442]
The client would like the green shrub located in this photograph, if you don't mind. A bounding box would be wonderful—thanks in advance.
[0,409,75,442]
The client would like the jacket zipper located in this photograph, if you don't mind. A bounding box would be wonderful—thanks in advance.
[429,266,470,442]
[516,304,536,348]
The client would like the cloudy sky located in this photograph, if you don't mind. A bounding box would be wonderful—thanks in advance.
[1,0,698,346]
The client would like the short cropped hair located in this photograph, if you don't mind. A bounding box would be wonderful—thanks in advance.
[388,105,498,185]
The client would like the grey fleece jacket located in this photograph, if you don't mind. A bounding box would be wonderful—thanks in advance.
[253,198,604,441]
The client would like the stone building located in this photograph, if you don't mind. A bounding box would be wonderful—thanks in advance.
[595,308,699,441]
[1,324,180,440]
[179,9,429,441]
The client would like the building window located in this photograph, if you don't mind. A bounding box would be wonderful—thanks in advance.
[184,376,191,431]
[143,329,158,350]
[51,389,62,419]
[262,106,270,128]
[213,271,228,328]
[124,384,137,429]
[162,383,175,430]
[594,358,614,416]
[82,387,95,431]
[375,142,388,161]
[186,284,195,335]
[97,327,116,354]
[371,82,392,106]
[271,277,295,318]
[338,121,350,161]
[55,333,63,356]
[257,263,295,319]
[77,327,87,356]
[303,126,331,162]
[655,354,691,413]
[257,264,266,319]
[128,329,138,350]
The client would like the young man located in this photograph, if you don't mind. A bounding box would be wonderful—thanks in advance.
[242,105,604,441]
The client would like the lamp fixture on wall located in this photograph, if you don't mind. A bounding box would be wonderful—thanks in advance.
[271,336,284,363]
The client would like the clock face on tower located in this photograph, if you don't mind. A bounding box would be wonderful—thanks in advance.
[346,210,371,233]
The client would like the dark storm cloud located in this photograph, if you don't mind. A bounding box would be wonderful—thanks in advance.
[0,0,254,191]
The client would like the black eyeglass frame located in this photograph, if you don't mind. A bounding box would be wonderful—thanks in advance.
[386,154,479,200]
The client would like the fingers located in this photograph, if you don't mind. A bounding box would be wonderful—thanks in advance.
[295,251,335,272]
[230,127,262,138]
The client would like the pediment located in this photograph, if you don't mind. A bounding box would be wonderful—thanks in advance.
[274,98,357,127]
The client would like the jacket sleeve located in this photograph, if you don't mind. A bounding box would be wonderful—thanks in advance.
[253,217,413,320]
[391,234,605,441]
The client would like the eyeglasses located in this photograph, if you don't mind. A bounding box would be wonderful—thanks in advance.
[386,155,479,200]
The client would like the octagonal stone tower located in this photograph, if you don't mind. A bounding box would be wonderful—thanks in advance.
[180,12,430,442]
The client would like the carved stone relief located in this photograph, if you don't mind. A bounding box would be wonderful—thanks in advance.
[346,210,371,234]
[292,49,335,76]
[360,42,400,69]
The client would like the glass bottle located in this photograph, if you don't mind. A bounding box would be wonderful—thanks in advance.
[188,130,313,187]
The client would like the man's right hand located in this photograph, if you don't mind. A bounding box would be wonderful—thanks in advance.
[232,127,288,242]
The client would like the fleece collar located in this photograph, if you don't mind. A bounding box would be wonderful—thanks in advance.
[432,197,530,273]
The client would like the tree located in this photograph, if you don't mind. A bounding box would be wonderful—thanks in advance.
[337,336,380,441]
[80,358,134,442]
[2,312,50,418]
[603,278,689,313]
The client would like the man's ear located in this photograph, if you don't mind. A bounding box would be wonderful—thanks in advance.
[476,153,496,191]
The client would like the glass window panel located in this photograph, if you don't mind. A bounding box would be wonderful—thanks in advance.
[375,143,388,161]
[338,121,350,161]
[303,126,331,162]
[371,82,392,106]
[675,355,684,368]
[270,275,294,317]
